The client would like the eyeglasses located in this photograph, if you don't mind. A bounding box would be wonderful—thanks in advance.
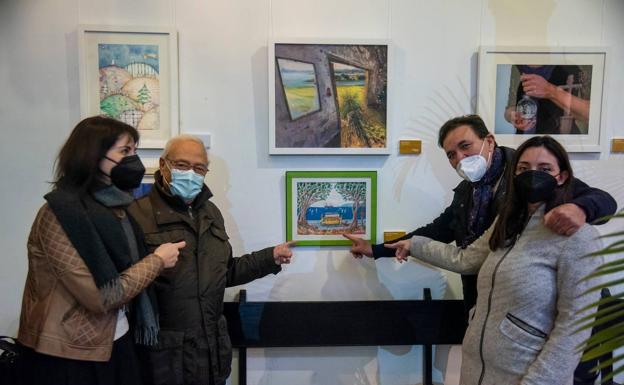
[166,158,209,175]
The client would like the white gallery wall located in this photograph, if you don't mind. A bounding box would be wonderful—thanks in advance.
[1,0,623,384]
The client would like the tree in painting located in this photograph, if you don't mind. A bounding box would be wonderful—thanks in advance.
[332,60,386,148]
[296,182,331,227]
[137,83,151,107]
[334,182,366,231]
[340,93,369,147]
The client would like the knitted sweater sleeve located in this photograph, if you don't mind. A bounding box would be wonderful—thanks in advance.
[408,223,494,275]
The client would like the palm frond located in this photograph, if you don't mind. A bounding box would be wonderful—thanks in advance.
[577,211,624,384]
[578,291,624,313]
[573,301,624,326]
[580,264,624,282]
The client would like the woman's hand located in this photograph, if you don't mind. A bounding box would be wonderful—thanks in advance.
[154,241,186,268]
[384,240,412,263]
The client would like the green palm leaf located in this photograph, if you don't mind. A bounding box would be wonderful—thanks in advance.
[577,210,624,384]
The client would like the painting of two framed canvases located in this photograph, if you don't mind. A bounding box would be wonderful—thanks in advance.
[269,40,390,155]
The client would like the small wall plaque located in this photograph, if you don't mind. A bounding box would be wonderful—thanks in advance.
[612,139,624,153]
[399,140,422,155]
[383,231,407,243]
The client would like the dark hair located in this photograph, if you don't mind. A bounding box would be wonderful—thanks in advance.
[437,114,490,147]
[53,116,139,193]
[489,136,574,250]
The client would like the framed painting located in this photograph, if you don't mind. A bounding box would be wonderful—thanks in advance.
[79,25,179,149]
[286,171,377,246]
[477,46,607,152]
[270,39,391,155]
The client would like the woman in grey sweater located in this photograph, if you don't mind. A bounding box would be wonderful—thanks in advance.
[388,136,603,385]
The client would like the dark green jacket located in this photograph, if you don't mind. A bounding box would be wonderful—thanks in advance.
[129,174,280,385]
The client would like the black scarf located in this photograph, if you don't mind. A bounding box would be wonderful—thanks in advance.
[44,185,159,345]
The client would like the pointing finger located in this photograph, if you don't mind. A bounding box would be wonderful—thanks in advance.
[343,234,358,241]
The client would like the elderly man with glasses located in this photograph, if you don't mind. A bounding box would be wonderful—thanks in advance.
[129,135,294,385]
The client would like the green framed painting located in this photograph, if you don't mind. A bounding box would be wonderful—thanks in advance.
[286,171,377,246]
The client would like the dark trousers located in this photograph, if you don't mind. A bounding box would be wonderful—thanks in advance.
[22,332,142,385]
[574,358,600,385]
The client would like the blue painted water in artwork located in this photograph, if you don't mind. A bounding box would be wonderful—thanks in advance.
[280,69,317,88]
[304,206,366,221]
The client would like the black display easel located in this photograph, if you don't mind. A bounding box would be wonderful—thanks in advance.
[223,288,466,385]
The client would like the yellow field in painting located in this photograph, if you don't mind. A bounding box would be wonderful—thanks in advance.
[336,85,386,145]
[284,86,319,117]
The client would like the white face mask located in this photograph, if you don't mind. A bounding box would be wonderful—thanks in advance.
[456,140,491,183]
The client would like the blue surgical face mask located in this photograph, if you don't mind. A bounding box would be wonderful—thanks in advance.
[166,167,205,203]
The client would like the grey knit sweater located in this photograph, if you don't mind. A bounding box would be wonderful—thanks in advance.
[409,207,603,385]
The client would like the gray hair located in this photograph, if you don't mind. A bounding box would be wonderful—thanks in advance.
[161,134,207,159]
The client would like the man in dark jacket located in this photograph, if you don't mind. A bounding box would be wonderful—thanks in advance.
[345,114,617,318]
[129,135,294,385]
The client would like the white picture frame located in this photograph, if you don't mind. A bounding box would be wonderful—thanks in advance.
[477,46,607,153]
[79,25,179,149]
[269,38,392,155]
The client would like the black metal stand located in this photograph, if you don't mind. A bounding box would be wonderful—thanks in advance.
[423,287,433,385]
[238,290,247,385]
[224,288,465,385]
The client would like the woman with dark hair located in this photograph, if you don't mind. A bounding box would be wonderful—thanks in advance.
[17,116,185,385]
[388,136,604,385]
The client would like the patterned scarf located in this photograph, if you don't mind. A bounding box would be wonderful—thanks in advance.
[467,147,504,242]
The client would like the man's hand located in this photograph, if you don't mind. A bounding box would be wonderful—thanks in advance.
[342,234,373,259]
[543,203,586,236]
[273,241,296,265]
[384,240,411,263]
[521,74,556,100]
